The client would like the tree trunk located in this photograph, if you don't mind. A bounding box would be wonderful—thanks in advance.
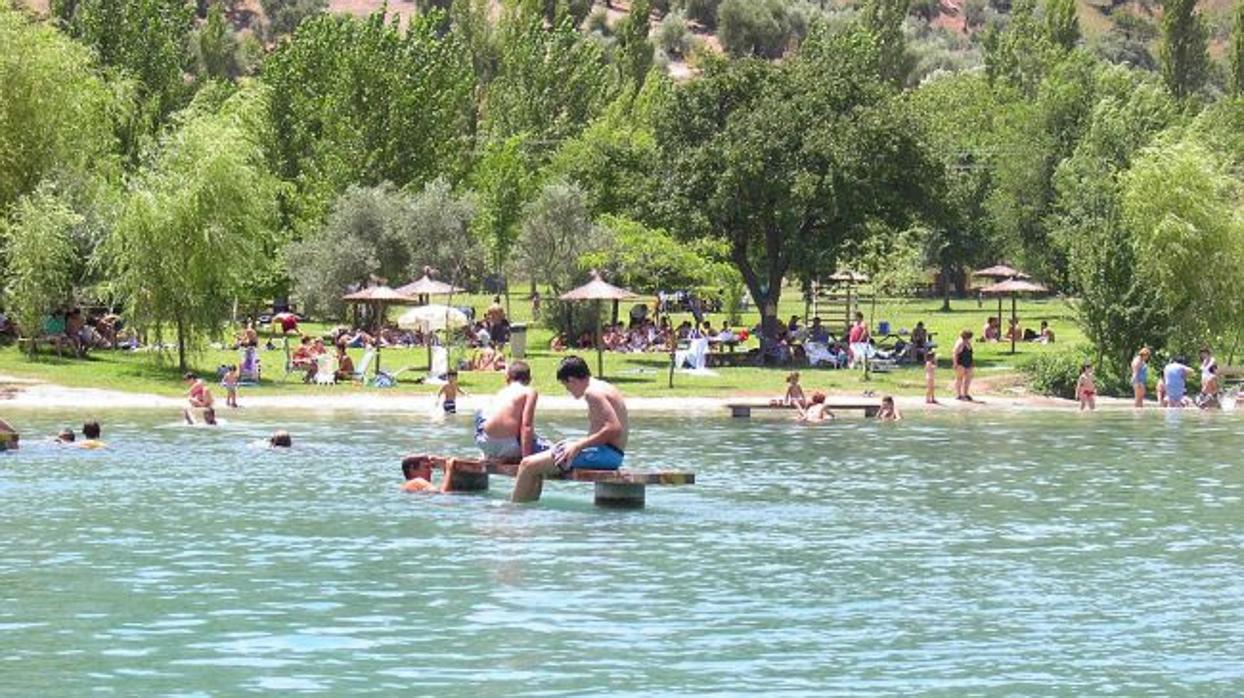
[176,314,187,372]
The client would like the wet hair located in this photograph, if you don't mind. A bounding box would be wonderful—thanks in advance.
[269,430,292,448]
[881,395,894,406]
[401,454,433,480]
[57,428,75,442]
[183,372,197,380]
[82,421,100,439]
[556,355,591,382]
[507,361,531,385]
[810,391,826,404]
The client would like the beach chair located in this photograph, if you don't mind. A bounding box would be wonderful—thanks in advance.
[313,353,337,385]
[351,348,376,383]
[805,341,844,368]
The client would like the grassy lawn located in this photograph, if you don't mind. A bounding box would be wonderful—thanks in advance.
[0,290,1081,399]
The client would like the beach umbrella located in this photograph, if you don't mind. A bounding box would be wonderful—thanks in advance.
[342,285,418,374]
[397,304,469,332]
[973,265,1032,339]
[395,272,465,303]
[560,271,639,378]
[980,278,1049,354]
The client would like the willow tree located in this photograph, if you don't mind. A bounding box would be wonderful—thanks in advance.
[2,185,81,353]
[103,86,279,371]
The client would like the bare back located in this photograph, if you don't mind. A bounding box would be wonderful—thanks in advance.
[584,378,628,451]
[483,383,535,439]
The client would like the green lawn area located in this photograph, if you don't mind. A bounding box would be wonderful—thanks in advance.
[0,291,1082,399]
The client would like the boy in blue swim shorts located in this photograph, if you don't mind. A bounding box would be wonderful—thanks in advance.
[512,356,629,503]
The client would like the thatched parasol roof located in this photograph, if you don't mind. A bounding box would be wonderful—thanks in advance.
[979,278,1048,294]
[396,274,465,297]
[559,271,639,302]
[341,285,418,303]
[973,264,1030,280]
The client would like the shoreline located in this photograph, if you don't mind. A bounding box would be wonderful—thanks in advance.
[0,374,1162,414]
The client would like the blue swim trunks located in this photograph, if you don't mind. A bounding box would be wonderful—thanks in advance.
[554,442,625,472]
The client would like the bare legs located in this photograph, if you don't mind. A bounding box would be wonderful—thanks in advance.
[512,449,560,503]
[1133,383,1145,407]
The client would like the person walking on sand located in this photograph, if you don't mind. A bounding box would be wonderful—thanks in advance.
[952,330,974,401]
[1077,362,1096,411]
[476,361,544,462]
[1131,347,1151,407]
[512,356,627,503]
[924,350,938,404]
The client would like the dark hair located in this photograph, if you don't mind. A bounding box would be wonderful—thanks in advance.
[810,391,826,404]
[401,454,432,480]
[82,421,100,439]
[1082,362,1092,371]
[58,428,75,442]
[447,369,458,378]
[269,430,292,448]
[556,355,591,382]
[507,360,532,385]
[183,372,197,380]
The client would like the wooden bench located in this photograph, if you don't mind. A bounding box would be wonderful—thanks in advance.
[403,455,695,509]
[726,400,880,418]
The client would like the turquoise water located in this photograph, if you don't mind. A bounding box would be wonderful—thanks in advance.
[2,408,1243,695]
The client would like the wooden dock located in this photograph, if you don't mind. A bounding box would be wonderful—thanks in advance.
[726,401,880,418]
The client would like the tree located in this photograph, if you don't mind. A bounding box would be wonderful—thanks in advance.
[1159,0,1210,99]
[983,0,1057,96]
[513,181,603,294]
[406,178,484,289]
[102,87,280,371]
[1230,0,1244,96]
[583,215,732,294]
[285,184,418,318]
[264,10,475,227]
[0,5,121,213]
[2,185,81,351]
[718,0,801,60]
[190,3,242,80]
[614,0,654,85]
[1044,0,1080,50]
[260,0,328,37]
[58,0,194,138]
[471,135,537,289]
[1121,138,1244,349]
[652,28,937,339]
[861,0,913,84]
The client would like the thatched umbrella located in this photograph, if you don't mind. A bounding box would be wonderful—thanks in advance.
[973,265,1032,339]
[826,270,870,332]
[560,271,639,378]
[980,278,1049,354]
[396,272,466,304]
[341,285,418,374]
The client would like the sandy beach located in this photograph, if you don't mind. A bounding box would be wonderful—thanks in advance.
[0,373,1150,414]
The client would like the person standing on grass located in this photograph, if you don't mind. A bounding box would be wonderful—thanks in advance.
[1077,363,1096,411]
[1131,347,1151,407]
[924,350,938,404]
[512,356,628,503]
[952,330,975,401]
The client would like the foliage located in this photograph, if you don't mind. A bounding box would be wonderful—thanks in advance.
[652,27,937,338]
[406,177,484,289]
[861,0,913,84]
[1121,136,1244,350]
[189,4,245,80]
[682,0,722,28]
[983,0,1057,96]
[513,180,602,294]
[264,10,475,228]
[717,0,808,59]
[1022,344,1094,398]
[615,0,654,86]
[58,0,193,139]
[103,87,279,370]
[260,0,327,38]
[1159,0,1210,99]
[583,215,732,293]
[285,183,416,318]
[0,4,122,213]
[656,10,690,56]
[471,135,537,279]
[1230,0,1244,96]
[2,184,82,348]
[1043,0,1079,51]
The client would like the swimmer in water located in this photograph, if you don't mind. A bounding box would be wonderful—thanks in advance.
[77,421,106,449]
[876,395,902,421]
[0,418,19,451]
[268,430,292,448]
[797,391,835,423]
[183,372,217,425]
[399,454,460,493]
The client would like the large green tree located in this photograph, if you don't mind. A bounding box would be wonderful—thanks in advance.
[2,184,82,350]
[0,5,121,214]
[102,87,280,371]
[1159,0,1210,99]
[652,28,937,339]
[1229,0,1244,96]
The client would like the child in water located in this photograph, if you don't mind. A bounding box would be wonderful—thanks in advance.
[797,391,835,423]
[222,364,240,408]
[877,395,902,421]
[1077,362,1096,411]
[924,351,937,404]
[772,371,807,408]
[400,454,459,493]
[436,370,467,415]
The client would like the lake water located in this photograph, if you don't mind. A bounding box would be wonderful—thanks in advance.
[2,408,1243,695]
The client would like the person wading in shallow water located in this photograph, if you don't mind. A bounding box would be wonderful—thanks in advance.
[511,356,628,503]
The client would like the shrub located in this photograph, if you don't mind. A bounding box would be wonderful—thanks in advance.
[587,6,611,35]
[656,10,690,56]
[717,0,792,58]
[1022,347,1091,399]
[681,0,721,28]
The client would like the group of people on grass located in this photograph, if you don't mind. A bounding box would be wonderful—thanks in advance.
[980,317,1056,344]
[19,308,126,355]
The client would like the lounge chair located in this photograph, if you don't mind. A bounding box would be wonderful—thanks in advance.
[313,353,337,385]
[351,348,376,383]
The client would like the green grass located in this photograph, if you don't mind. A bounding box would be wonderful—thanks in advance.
[0,291,1082,400]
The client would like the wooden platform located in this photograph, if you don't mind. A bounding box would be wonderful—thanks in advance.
[726,401,880,418]
[403,455,695,508]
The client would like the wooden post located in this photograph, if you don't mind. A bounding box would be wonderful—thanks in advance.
[596,300,604,378]
[446,469,489,492]
[1010,294,1017,355]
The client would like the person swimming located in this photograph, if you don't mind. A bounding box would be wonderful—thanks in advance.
[797,392,835,423]
[77,420,106,449]
[876,395,902,421]
[269,430,292,448]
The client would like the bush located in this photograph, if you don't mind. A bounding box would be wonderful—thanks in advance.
[681,0,721,28]
[586,6,611,35]
[1022,347,1091,399]
[656,10,690,56]
[717,0,793,58]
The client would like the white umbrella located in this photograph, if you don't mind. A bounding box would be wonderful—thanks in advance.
[397,305,469,331]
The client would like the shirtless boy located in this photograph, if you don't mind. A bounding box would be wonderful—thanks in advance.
[475,361,542,462]
[183,372,217,425]
[512,356,628,503]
